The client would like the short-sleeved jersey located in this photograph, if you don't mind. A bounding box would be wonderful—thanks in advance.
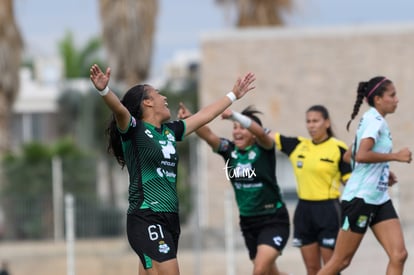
[120,117,186,214]
[216,138,284,217]
[274,133,351,201]
[342,107,392,205]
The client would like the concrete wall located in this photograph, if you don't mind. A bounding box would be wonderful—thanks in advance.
[196,23,414,229]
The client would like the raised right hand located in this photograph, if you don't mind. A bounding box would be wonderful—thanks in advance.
[90,64,110,91]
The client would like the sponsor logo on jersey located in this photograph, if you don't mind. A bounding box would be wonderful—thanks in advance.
[219,139,230,151]
[145,129,153,138]
[234,182,263,189]
[231,150,237,159]
[131,117,137,127]
[159,140,176,158]
[156,168,177,178]
[166,132,175,142]
[161,160,176,167]
[248,150,256,160]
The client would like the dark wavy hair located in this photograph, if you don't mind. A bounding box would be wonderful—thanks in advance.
[307,105,335,138]
[241,105,263,126]
[106,84,150,167]
[346,76,392,131]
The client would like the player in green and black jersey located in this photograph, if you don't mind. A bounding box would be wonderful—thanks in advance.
[178,104,290,275]
[90,64,256,275]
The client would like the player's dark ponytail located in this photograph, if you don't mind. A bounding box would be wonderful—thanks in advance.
[106,84,150,167]
[346,76,391,131]
[241,105,263,126]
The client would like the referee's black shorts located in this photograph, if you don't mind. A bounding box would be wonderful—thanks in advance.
[293,199,341,249]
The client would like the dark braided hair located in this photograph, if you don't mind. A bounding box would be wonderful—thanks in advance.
[106,84,150,167]
[307,105,335,137]
[241,105,263,126]
[346,76,392,131]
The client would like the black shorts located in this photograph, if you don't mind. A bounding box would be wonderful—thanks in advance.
[293,199,341,249]
[126,209,180,269]
[341,198,398,234]
[239,205,290,260]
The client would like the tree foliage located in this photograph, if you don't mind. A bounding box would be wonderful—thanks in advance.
[0,0,23,154]
[1,139,98,239]
[58,31,105,78]
[2,139,97,198]
[98,0,158,86]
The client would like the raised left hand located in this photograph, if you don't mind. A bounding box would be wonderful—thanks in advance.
[221,109,233,120]
[177,102,193,119]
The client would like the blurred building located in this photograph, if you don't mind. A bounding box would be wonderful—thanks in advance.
[147,49,200,92]
[11,58,62,151]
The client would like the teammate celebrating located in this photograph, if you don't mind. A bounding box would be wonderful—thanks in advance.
[178,104,290,275]
[89,64,255,275]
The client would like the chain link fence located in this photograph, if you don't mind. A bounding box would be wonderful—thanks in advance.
[0,194,125,240]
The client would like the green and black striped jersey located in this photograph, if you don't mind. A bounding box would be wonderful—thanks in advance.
[216,138,284,217]
[120,116,185,214]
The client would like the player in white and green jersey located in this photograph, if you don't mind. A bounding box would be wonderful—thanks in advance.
[318,76,412,275]
[342,107,393,204]
[90,64,256,275]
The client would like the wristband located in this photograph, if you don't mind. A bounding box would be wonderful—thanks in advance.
[98,86,110,96]
[230,111,252,128]
[226,92,237,103]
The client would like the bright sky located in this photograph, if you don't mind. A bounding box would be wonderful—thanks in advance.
[15,0,414,77]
